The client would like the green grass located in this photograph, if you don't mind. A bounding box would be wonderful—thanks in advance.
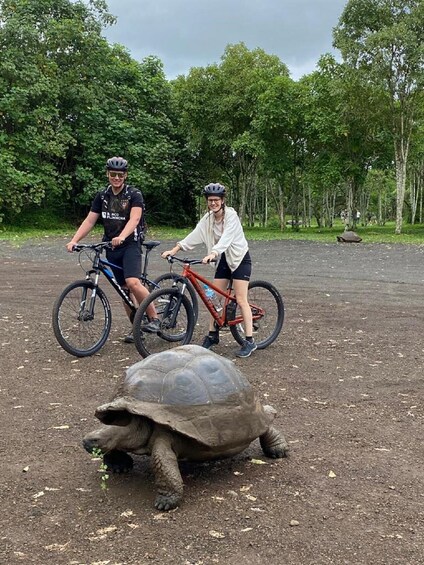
[1,221,423,245]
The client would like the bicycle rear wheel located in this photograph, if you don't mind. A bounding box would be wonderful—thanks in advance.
[230,280,284,349]
[52,280,112,357]
[153,272,199,323]
[133,287,195,358]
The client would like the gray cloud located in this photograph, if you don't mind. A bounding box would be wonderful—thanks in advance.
[102,0,347,79]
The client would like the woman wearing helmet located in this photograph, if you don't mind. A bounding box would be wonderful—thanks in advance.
[161,182,256,358]
[66,156,159,339]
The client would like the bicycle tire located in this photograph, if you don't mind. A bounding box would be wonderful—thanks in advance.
[152,272,199,323]
[229,280,284,349]
[133,287,195,358]
[52,280,112,357]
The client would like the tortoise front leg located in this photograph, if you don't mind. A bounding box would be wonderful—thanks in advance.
[151,432,183,511]
[103,450,134,473]
[260,426,289,458]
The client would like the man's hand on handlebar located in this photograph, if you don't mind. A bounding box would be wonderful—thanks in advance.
[66,241,78,253]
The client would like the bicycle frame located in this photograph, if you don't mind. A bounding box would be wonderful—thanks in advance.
[74,241,161,319]
[168,257,265,328]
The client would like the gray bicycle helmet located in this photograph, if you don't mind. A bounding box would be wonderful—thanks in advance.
[106,156,128,171]
[203,183,226,197]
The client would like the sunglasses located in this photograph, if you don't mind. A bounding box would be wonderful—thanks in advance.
[109,171,125,179]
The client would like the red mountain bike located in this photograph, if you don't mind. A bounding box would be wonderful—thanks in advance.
[132,255,284,358]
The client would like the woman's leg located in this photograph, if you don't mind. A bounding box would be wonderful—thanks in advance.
[232,279,252,336]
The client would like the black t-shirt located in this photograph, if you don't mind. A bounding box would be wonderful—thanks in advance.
[91,185,145,242]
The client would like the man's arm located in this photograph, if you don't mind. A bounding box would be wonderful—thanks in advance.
[111,206,142,247]
[66,211,100,252]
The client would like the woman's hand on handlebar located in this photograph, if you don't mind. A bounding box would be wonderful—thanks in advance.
[161,249,174,259]
[202,253,217,264]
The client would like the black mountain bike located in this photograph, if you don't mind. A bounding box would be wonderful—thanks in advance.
[52,241,198,357]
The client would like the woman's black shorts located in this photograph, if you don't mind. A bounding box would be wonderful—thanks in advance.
[215,251,252,281]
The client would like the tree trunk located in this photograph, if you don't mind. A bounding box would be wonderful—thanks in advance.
[346,180,354,230]
[394,153,407,235]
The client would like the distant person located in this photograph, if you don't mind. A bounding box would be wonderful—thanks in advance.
[161,183,257,358]
[66,156,159,342]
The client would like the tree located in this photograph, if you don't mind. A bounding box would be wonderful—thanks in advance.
[0,0,115,221]
[172,43,289,222]
[333,0,424,233]
[0,0,196,226]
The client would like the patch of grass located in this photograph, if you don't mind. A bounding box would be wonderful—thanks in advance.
[149,222,424,245]
[1,221,423,245]
[0,224,103,244]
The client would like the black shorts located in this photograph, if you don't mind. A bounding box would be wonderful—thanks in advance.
[215,251,252,281]
[106,241,142,287]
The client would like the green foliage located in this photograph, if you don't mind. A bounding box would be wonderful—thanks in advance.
[1,1,422,236]
[333,0,424,233]
[90,448,109,492]
[0,0,196,226]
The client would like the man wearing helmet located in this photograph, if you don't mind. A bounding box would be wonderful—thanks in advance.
[66,157,159,339]
[161,182,256,358]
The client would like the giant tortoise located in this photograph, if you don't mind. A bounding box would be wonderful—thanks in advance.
[83,345,288,511]
[337,230,362,243]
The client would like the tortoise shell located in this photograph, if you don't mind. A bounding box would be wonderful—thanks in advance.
[337,230,362,243]
[95,345,274,449]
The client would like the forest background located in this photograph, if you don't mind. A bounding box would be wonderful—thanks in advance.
[0,0,423,238]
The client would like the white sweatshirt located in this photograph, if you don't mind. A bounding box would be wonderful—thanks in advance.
[178,207,249,272]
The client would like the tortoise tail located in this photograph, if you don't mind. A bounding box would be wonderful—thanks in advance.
[260,426,288,459]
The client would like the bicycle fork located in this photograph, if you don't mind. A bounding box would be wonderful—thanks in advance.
[79,275,100,321]
[160,283,186,329]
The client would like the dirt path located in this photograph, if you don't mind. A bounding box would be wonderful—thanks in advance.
[1,236,423,564]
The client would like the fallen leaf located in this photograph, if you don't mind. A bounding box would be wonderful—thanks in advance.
[45,542,70,552]
[120,510,134,518]
[240,485,252,492]
[328,470,337,478]
[250,458,267,465]
[209,530,225,539]
[96,526,117,535]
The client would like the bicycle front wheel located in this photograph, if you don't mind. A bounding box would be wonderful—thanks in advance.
[52,280,112,357]
[152,272,199,323]
[133,287,195,358]
[230,280,284,349]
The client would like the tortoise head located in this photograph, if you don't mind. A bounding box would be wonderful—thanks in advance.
[83,413,153,454]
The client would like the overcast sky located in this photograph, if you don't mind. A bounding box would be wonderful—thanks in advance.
[101,0,348,80]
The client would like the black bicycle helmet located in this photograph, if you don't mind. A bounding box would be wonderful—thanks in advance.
[106,156,128,171]
[203,183,226,197]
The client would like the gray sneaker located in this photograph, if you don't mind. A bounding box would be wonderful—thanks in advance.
[236,340,257,358]
[141,318,161,333]
[123,332,135,343]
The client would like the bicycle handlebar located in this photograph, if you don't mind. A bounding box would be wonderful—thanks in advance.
[72,242,112,253]
[166,255,216,266]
